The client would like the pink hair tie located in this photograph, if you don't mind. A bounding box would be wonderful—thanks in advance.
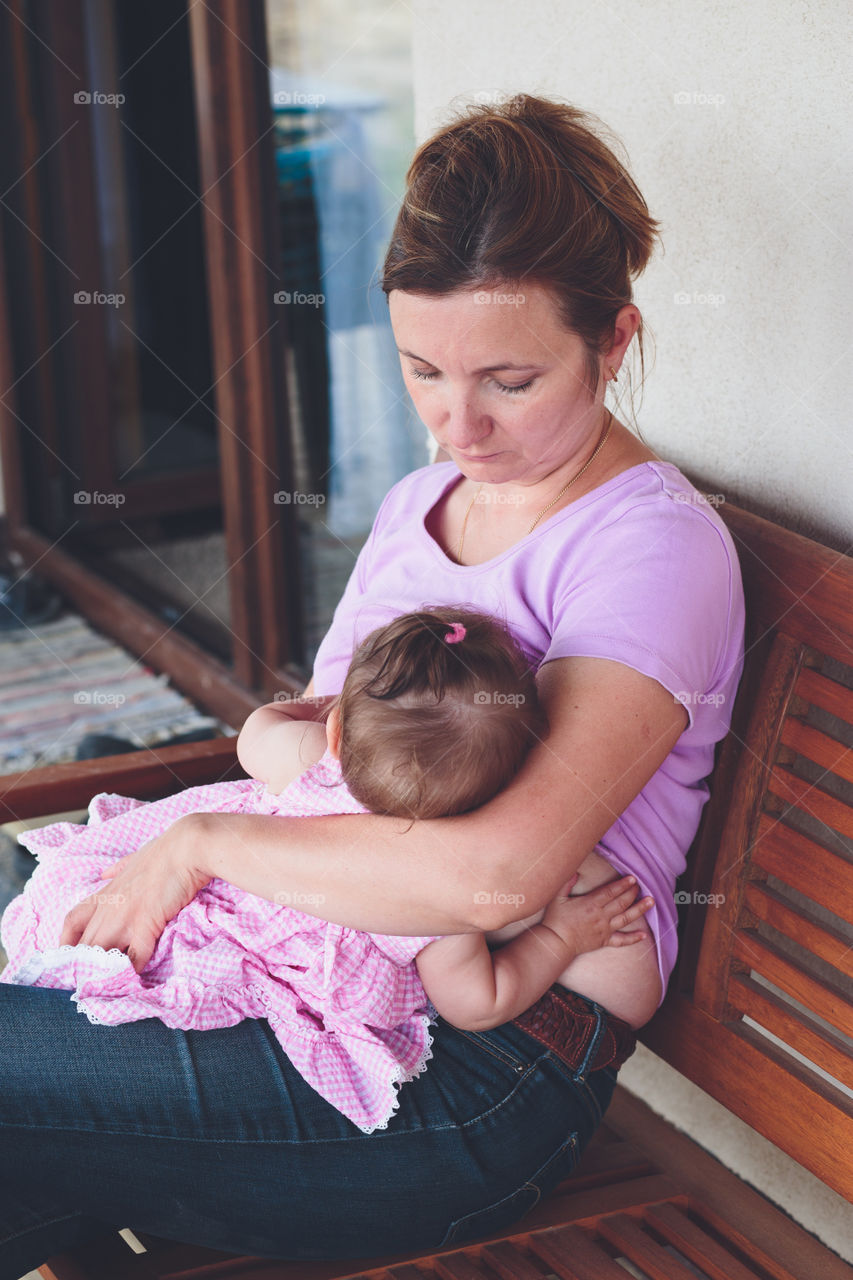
[444,622,466,644]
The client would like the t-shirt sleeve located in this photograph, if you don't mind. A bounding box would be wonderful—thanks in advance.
[542,499,744,742]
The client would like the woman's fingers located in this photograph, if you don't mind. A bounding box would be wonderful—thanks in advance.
[56,816,209,973]
[58,901,90,947]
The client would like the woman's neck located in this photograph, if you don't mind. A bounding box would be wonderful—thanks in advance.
[457,419,660,534]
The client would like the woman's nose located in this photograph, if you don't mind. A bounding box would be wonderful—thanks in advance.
[442,395,491,451]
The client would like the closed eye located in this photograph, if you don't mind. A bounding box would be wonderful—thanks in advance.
[408,368,535,395]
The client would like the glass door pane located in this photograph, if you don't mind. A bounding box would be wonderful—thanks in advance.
[70,0,230,661]
[265,0,426,666]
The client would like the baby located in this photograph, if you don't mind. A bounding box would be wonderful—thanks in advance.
[239,606,654,1030]
[1,607,651,1133]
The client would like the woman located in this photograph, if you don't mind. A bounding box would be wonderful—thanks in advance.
[0,95,744,1274]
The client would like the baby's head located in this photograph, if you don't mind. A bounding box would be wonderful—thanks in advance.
[326,607,546,820]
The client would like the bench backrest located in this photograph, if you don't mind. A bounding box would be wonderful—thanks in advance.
[640,501,853,1201]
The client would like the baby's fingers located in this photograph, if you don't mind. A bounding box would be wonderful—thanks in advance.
[608,894,654,932]
[593,875,641,910]
[606,928,649,947]
[620,893,654,921]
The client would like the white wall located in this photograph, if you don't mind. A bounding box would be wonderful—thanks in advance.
[411,0,852,546]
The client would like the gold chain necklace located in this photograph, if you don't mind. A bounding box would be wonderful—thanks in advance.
[455,409,614,563]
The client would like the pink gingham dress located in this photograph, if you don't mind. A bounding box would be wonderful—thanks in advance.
[0,750,442,1133]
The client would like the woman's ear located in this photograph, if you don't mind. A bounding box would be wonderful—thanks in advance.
[326,703,343,759]
[604,303,641,373]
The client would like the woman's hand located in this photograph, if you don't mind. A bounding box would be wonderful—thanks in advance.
[58,813,211,973]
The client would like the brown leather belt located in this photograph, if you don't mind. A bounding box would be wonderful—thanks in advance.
[511,984,637,1075]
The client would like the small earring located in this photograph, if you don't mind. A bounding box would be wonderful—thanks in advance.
[608,365,619,383]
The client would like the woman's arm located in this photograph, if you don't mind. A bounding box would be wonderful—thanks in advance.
[416,874,653,1031]
[60,657,686,968]
[194,657,686,932]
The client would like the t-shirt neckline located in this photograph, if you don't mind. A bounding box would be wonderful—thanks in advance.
[422,460,675,571]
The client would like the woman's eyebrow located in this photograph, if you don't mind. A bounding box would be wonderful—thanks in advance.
[396,348,544,373]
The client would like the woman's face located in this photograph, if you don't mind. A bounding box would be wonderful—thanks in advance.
[389,282,604,486]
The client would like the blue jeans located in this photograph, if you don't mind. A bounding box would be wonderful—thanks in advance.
[0,983,619,1279]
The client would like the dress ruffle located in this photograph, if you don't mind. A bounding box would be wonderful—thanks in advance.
[1,760,441,1133]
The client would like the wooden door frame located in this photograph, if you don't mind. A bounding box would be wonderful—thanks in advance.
[0,0,306,729]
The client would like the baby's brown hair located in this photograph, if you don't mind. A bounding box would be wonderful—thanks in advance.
[335,607,546,820]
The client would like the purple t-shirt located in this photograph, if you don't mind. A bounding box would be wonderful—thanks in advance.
[312,460,745,1005]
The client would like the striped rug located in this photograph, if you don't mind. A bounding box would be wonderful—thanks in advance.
[0,611,233,776]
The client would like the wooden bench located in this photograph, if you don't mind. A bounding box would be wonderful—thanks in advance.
[3,500,849,1280]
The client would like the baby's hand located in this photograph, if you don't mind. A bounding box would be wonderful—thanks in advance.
[541,875,653,958]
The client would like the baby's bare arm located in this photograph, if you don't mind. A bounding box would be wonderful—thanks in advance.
[238,713,327,793]
[416,877,652,1032]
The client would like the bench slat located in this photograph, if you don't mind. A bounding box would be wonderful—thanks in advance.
[743,880,853,977]
[794,665,853,726]
[732,929,852,1039]
[643,1202,763,1280]
[729,971,853,1088]
[596,1212,701,1279]
[530,1224,629,1279]
[434,1253,490,1279]
[780,716,853,784]
[752,815,853,916]
[477,1240,546,1279]
[767,766,853,838]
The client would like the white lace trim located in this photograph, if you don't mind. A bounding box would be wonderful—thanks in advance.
[357,1011,437,1134]
[3,942,131,988]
